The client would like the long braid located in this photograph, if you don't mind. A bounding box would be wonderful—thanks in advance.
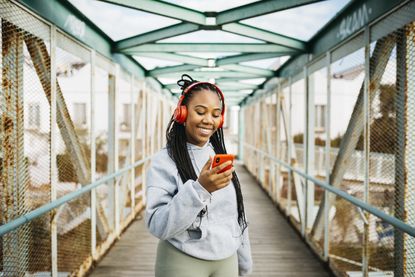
[166,74,248,233]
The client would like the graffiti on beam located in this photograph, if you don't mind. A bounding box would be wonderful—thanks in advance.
[64,15,86,39]
[337,4,372,40]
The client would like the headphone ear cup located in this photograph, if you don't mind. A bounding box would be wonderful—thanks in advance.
[174,105,187,124]
[218,115,224,129]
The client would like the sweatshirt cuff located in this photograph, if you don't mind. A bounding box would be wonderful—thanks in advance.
[192,180,212,204]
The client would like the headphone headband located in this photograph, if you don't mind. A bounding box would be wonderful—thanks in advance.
[174,81,226,128]
[177,81,226,114]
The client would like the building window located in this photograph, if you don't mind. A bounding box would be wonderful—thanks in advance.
[315,104,326,132]
[120,103,131,131]
[28,103,40,128]
[73,103,87,128]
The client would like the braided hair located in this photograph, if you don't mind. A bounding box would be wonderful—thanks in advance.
[166,74,248,234]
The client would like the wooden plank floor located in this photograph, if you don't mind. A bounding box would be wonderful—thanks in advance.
[90,162,332,277]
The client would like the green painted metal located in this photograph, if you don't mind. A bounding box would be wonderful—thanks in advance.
[243,143,415,238]
[222,23,306,51]
[134,52,208,66]
[115,23,200,50]
[217,83,259,90]
[150,64,201,76]
[0,157,152,237]
[216,0,325,25]
[98,0,206,25]
[158,71,259,79]
[277,0,407,79]
[122,43,294,53]
[18,0,146,79]
[217,52,293,66]
[220,64,274,77]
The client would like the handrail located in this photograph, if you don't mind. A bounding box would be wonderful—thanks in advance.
[0,156,152,236]
[243,143,415,237]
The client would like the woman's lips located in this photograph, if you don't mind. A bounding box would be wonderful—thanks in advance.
[198,127,213,136]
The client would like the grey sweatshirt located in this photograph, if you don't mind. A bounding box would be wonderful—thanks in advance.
[145,142,253,275]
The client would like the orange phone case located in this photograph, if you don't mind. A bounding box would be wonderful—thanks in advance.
[212,154,234,174]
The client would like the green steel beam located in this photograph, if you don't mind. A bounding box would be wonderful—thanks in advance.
[222,23,306,51]
[220,64,274,77]
[217,83,259,90]
[216,52,292,66]
[18,0,146,78]
[97,0,206,25]
[216,0,326,25]
[134,52,208,66]
[158,71,259,79]
[276,0,407,78]
[115,23,200,51]
[149,64,201,76]
[123,43,293,53]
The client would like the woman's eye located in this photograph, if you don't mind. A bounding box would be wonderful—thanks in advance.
[196,111,204,115]
[213,114,220,118]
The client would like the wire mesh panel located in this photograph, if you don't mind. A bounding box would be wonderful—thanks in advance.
[94,63,111,244]
[134,87,145,209]
[289,78,305,226]
[55,33,92,274]
[117,70,132,223]
[1,1,52,274]
[326,47,365,274]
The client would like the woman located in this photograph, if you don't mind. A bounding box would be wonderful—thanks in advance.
[145,74,252,277]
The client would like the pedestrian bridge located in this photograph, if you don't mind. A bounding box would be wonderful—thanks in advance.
[1,0,415,276]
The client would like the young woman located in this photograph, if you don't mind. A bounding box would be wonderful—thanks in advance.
[145,74,252,277]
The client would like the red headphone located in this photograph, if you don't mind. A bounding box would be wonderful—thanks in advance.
[173,81,226,128]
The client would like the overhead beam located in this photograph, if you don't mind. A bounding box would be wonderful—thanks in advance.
[220,64,274,77]
[216,52,292,65]
[134,52,208,66]
[158,71,260,79]
[149,64,201,76]
[217,83,259,90]
[123,43,294,53]
[115,23,200,50]
[216,0,326,25]
[97,0,206,25]
[222,23,306,51]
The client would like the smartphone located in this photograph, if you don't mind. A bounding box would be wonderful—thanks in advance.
[212,154,235,174]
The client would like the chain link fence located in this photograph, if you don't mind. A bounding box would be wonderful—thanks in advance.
[242,2,415,276]
[0,1,174,275]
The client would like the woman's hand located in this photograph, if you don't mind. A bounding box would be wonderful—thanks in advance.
[198,157,234,193]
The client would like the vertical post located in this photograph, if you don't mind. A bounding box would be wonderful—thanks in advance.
[305,64,315,232]
[141,82,147,205]
[287,77,293,216]
[50,25,58,277]
[90,49,97,260]
[130,74,135,213]
[114,65,120,236]
[395,25,406,277]
[238,107,245,161]
[275,85,281,203]
[323,51,331,261]
[362,26,370,277]
[107,72,116,231]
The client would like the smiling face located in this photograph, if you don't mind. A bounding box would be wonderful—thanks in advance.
[184,89,222,147]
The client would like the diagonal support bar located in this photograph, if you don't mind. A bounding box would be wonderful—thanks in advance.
[311,34,396,238]
[115,23,200,51]
[222,23,306,51]
[97,0,206,25]
[216,0,325,25]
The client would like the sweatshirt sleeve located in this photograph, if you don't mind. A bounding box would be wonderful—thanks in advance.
[237,226,253,276]
[145,151,212,240]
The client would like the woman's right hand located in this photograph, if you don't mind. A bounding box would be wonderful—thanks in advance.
[198,157,234,193]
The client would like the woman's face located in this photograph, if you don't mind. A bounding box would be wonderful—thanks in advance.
[185,89,222,147]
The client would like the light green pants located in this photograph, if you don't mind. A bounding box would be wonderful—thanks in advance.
[155,240,238,277]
